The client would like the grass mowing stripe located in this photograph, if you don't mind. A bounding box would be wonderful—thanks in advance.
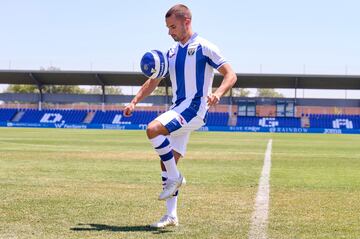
[0,128,264,239]
[249,139,272,239]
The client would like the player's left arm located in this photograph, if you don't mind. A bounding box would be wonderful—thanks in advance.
[207,63,237,106]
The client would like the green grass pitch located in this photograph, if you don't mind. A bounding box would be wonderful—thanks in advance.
[0,128,359,238]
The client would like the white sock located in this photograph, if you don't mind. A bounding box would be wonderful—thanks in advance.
[150,135,179,179]
[162,171,178,218]
[162,159,179,179]
[166,191,178,218]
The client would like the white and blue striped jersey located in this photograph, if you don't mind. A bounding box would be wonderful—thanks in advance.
[166,33,227,122]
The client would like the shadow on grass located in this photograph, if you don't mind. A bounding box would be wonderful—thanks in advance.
[70,223,172,234]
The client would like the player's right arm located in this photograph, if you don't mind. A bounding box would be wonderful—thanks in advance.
[123,78,162,116]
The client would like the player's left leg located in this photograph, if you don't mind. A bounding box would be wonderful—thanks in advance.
[148,110,204,201]
[147,120,181,181]
[150,130,192,228]
[163,150,182,219]
[147,116,186,201]
[150,151,182,228]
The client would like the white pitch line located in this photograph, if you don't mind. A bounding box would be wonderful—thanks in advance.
[248,139,272,239]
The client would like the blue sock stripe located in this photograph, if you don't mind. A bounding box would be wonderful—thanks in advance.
[155,139,170,149]
[161,176,167,182]
[160,151,173,161]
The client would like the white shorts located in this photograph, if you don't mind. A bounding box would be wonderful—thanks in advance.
[154,110,205,156]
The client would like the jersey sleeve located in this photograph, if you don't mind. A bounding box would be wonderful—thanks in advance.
[202,42,227,70]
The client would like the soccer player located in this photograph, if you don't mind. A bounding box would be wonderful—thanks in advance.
[124,4,237,228]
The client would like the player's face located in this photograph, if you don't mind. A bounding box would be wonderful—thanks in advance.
[166,15,188,43]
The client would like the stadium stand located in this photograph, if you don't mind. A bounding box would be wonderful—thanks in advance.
[236,116,301,128]
[0,108,234,127]
[2,108,360,130]
[0,108,17,122]
[91,110,158,125]
[308,114,360,129]
[18,109,87,124]
[0,108,231,127]
[204,112,229,126]
[1,70,359,133]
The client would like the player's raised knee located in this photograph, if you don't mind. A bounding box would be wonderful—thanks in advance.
[146,121,168,138]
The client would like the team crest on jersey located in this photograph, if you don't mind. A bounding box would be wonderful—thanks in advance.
[187,47,196,56]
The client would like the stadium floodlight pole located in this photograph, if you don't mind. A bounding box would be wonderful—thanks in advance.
[95,74,106,112]
[101,84,105,112]
[302,64,306,98]
[294,77,298,101]
[29,73,43,111]
[228,88,233,121]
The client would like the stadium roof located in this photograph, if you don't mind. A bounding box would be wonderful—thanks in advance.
[0,70,359,89]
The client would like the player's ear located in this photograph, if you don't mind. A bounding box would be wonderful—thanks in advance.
[184,18,191,27]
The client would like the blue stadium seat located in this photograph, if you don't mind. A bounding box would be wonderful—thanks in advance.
[308,114,360,129]
[91,110,158,125]
[205,112,229,126]
[0,108,17,122]
[236,116,301,128]
[3,108,359,129]
[18,109,87,124]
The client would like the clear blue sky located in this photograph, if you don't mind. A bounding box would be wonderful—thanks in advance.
[1,0,359,98]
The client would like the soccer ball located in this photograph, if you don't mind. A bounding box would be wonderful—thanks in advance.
[140,50,169,79]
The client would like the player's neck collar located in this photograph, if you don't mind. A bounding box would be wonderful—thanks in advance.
[179,32,198,47]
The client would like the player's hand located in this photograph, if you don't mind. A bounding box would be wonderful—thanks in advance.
[207,93,220,107]
[124,102,136,117]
